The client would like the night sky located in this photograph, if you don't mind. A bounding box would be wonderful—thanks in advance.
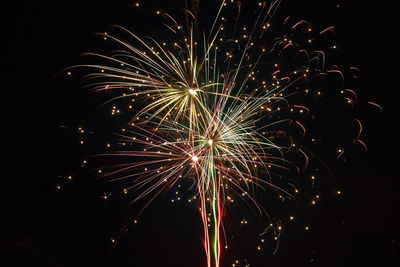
[6,0,399,266]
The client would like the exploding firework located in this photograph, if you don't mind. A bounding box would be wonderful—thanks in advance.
[62,1,374,266]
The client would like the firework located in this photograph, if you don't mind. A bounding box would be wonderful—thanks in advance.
[64,1,368,266]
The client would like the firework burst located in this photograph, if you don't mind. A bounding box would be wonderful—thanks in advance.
[63,1,370,266]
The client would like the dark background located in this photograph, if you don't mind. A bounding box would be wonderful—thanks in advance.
[6,0,399,266]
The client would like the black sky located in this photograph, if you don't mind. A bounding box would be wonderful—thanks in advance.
[6,0,399,266]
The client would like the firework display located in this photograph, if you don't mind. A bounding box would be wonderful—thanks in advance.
[62,1,374,266]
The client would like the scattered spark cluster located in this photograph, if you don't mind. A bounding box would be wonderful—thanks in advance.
[59,1,381,266]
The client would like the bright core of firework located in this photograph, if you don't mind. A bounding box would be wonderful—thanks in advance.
[188,88,198,95]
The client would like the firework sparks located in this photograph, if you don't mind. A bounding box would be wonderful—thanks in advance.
[64,1,368,266]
